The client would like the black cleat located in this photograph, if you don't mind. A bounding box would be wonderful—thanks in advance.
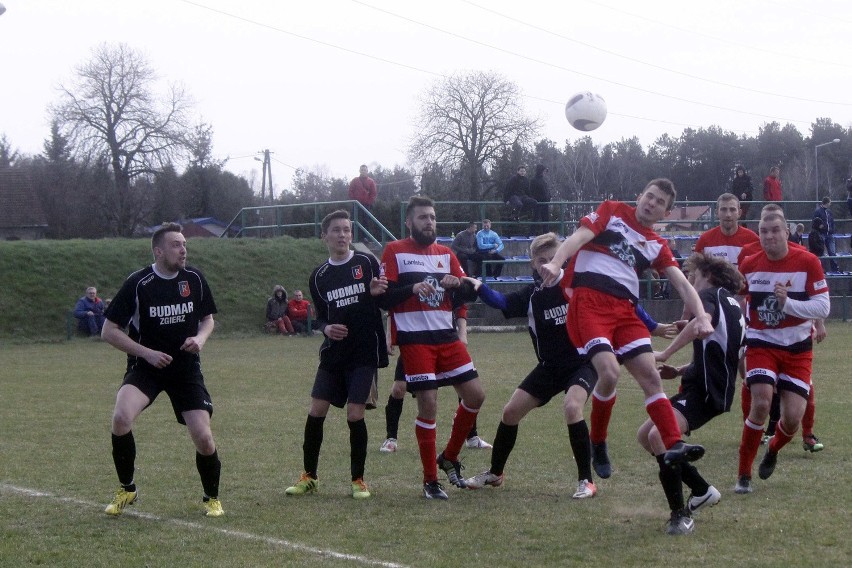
[665,508,695,536]
[734,475,753,494]
[664,441,705,466]
[591,442,612,479]
[422,481,448,500]
[758,450,778,480]
[436,452,466,488]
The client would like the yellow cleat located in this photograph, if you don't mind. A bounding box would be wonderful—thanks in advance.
[204,497,225,517]
[285,472,318,496]
[351,478,371,499]
[104,488,137,516]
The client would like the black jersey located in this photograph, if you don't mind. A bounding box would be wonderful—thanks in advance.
[309,251,388,372]
[681,286,745,412]
[105,264,217,378]
[500,281,585,368]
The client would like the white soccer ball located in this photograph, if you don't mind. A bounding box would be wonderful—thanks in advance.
[0,3,6,16]
[564,92,607,132]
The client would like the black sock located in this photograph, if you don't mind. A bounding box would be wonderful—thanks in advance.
[348,418,368,480]
[385,395,403,439]
[568,420,593,482]
[490,421,518,476]
[111,432,136,490]
[303,415,325,478]
[767,393,781,434]
[656,454,684,512]
[196,450,221,499]
[679,461,709,496]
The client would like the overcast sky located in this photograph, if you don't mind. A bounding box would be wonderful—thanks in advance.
[2,0,851,193]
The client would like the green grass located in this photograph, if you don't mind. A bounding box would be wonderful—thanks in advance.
[1,330,850,567]
[0,237,328,342]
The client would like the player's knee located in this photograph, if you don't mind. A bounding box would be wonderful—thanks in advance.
[391,381,407,398]
[111,409,134,434]
[193,432,216,454]
[563,397,583,423]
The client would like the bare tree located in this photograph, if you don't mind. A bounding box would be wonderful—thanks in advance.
[52,43,193,236]
[409,70,540,202]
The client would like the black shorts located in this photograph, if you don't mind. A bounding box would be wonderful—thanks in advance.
[312,366,375,408]
[122,369,212,425]
[518,362,597,407]
[670,389,725,434]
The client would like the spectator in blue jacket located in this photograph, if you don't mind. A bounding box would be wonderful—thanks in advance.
[74,286,106,336]
[476,219,506,278]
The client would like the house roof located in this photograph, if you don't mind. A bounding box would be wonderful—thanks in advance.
[0,167,48,229]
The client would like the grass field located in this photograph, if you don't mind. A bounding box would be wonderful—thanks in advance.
[1,329,850,567]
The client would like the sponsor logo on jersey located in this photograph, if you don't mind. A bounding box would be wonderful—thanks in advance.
[542,304,568,326]
[407,373,431,382]
[609,240,636,267]
[417,275,444,308]
[326,282,366,302]
[403,258,425,267]
[352,265,363,279]
[150,302,194,325]
[756,296,784,327]
[752,278,771,285]
[813,279,827,290]
[179,281,190,297]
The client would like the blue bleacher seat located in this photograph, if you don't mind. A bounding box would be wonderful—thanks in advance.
[516,275,535,282]
[496,276,516,282]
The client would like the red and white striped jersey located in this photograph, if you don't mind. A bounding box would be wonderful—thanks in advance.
[569,200,679,302]
[381,238,465,346]
[739,246,828,352]
[695,225,759,267]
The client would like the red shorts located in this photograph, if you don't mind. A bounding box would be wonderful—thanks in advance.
[567,288,652,361]
[745,346,812,399]
[399,341,478,392]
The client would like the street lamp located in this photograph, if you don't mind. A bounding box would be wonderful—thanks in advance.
[815,138,841,201]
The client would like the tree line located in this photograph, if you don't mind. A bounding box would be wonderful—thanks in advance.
[2,50,850,239]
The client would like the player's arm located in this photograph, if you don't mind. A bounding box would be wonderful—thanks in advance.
[539,226,595,286]
[635,304,678,338]
[101,320,173,369]
[776,287,830,320]
[181,314,214,354]
[813,318,827,343]
[654,317,704,362]
[664,266,713,336]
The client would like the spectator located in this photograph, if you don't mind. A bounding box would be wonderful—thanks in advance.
[846,177,852,217]
[288,289,316,333]
[763,166,782,202]
[503,166,537,221]
[451,221,481,277]
[74,286,106,336]
[813,197,840,272]
[476,219,505,278]
[789,223,805,245]
[265,285,295,335]
[731,165,755,218]
[529,164,551,230]
[348,164,377,210]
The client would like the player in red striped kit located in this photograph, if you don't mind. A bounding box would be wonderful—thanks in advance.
[735,211,830,494]
[378,196,482,499]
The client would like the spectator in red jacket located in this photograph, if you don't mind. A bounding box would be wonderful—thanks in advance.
[348,165,378,210]
[288,290,316,333]
[763,166,782,202]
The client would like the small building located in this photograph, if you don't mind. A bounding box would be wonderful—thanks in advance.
[0,167,48,240]
[653,204,711,233]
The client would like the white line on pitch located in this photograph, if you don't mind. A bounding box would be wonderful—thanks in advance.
[1,483,410,568]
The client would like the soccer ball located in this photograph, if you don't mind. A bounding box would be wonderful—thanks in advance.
[564,92,607,131]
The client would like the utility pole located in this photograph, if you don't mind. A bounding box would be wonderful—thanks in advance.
[256,149,274,203]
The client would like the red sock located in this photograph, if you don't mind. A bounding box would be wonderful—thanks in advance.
[415,417,438,483]
[801,386,816,437]
[741,383,751,422]
[590,392,616,445]
[738,419,764,477]
[443,403,478,462]
[645,396,681,448]
[768,422,795,454]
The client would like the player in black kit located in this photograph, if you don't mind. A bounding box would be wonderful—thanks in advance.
[101,223,223,517]
[637,252,746,536]
[285,210,388,499]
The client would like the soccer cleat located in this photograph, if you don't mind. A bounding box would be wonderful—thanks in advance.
[665,509,695,536]
[734,475,753,494]
[104,488,137,516]
[688,485,721,514]
[465,470,504,490]
[572,479,597,499]
[465,435,493,449]
[379,438,398,453]
[285,472,319,496]
[422,481,449,500]
[351,478,371,499]
[436,452,466,488]
[203,497,224,517]
[802,435,824,453]
[591,442,612,479]
[760,433,774,446]
[758,450,778,480]
[663,441,705,466]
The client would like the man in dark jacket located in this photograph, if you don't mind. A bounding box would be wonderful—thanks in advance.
[813,197,839,272]
[529,164,551,230]
[503,166,537,221]
[74,286,106,336]
[731,166,754,219]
